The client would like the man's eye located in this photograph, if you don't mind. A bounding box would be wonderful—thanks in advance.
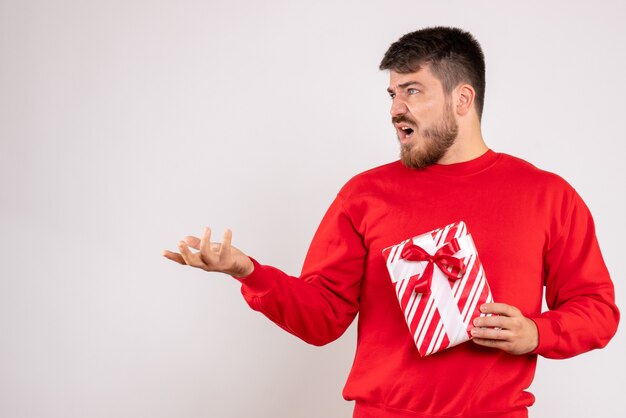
[408,88,419,95]
[389,93,396,99]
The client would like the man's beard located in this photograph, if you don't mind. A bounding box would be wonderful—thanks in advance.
[397,105,459,169]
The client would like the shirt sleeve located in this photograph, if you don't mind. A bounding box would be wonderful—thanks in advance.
[233,193,366,346]
[531,190,620,358]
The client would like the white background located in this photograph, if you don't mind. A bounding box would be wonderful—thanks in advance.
[1,0,624,417]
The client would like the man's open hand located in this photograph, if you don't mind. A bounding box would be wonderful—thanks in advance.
[162,227,254,278]
[471,303,538,355]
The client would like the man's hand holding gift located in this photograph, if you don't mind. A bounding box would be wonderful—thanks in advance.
[471,303,539,355]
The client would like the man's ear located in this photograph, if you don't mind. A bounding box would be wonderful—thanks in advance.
[455,84,475,116]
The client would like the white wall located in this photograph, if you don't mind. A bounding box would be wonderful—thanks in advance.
[1,0,624,417]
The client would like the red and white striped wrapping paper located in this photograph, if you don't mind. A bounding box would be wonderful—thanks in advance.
[382,221,494,356]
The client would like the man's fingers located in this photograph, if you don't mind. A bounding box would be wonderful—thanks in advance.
[199,227,215,265]
[184,235,202,250]
[167,227,238,273]
[473,315,513,329]
[219,229,233,260]
[178,242,192,264]
[480,303,521,317]
[162,250,186,265]
[471,326,511,341]
[178,241,203,268]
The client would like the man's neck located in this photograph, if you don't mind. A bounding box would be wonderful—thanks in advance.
[438,129,488,165]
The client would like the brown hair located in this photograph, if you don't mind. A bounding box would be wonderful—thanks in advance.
[380,27,486,119]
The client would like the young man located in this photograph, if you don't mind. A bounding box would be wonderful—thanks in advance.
[163,27,619,418]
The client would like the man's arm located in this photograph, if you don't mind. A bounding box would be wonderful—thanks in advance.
[470,190,619,358]
[528,190,619,359]
[163,193,365,346]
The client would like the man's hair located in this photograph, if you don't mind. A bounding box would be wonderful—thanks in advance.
[380,27,486,119]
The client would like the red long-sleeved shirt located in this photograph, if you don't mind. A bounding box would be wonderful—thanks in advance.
[235,150,619,418]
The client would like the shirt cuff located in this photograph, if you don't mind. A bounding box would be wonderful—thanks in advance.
[529,316,561,356]
[231,257,276,298]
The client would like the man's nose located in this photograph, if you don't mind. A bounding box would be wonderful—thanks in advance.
[390,98,408,117]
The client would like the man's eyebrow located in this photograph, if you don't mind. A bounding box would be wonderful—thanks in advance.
[387,81,424,93]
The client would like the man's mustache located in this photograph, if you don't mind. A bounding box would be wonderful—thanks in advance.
[392,115,417,126]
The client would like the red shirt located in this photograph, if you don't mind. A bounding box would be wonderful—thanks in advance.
[235,150,619,417]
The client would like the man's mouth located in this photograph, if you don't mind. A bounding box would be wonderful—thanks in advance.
[397,125,415,142]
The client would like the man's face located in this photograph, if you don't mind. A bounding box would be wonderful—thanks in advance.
[387,66,458,169]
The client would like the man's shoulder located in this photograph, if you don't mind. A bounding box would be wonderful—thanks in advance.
[337,160,404,199]
[351,160,405,181]
[497,152,573,190]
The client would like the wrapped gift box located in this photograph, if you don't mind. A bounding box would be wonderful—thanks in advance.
[382,221,494,356]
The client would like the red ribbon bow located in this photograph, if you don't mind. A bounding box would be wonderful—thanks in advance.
[400,238,467,294]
